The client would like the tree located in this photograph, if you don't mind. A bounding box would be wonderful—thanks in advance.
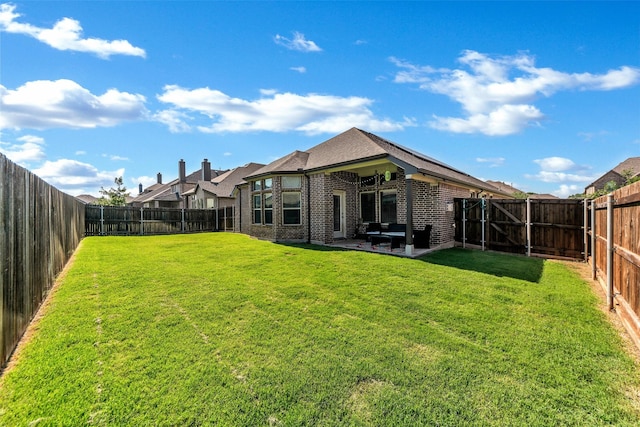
[621,169,640,186]
[96,177,130,206]
[512,191,536,199]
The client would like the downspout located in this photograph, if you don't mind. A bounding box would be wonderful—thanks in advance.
[237,187,242,233]
[306,172,311,243]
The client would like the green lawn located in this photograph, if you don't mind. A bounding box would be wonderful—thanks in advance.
[1,233,638,426]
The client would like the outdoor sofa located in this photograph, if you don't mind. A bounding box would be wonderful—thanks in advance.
[366,223,432,249]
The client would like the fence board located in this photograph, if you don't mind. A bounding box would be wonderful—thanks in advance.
[454,198,584,259]
[590,181,640,349]
[85,206,217,236]
[0,154,84,366]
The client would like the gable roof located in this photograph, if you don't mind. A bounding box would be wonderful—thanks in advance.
[193,162,266,198]
[612,157,640,176]
[76,194,98,204]
[485,180,521,195]
[246,128,509,196]
[585,156,640,190]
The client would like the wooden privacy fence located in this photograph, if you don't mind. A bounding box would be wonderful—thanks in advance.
[589,181,640,347]
[85,206,217,236]
[0,154,85,367]
[454,198,585,259]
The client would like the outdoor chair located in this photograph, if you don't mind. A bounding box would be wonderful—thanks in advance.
[413,224,432,249]
[365,222,382,241]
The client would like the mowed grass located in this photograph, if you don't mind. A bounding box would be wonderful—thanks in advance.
[0,234,639,426]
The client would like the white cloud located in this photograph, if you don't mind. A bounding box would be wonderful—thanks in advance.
[392,50,640,136]
[552,184,582,198]
[0,79,147,130]
[526,156,596,184]
[0,3,145,58]
[156,85,414,135]
[223,152,232,156]
[75,150,86,155]
[274,32,322,52]
[130,175,157,189]
[533,157,576,172]
[0,134,46,165]
[529,170,595,183]
[476,157,505,168]
[290,66,307,73]
[102,154,130,161]
[577,130,610,142]
[32,159,125,196]
[430,104,543,136]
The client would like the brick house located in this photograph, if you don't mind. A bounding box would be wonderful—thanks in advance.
[183,162,264,209]
[234,128,510,255]
[130,159,226,208]
[584,157,640,195]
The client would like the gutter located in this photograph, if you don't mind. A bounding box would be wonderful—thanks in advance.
[305,172,311,243]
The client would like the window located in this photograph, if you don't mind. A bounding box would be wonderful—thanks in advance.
[360,192,376,223]
[380,190,397,223]
[252,178,273,225]
[283,192,301,225]
[253,194,261,224]
[264,192,273,224]
[282,176,301,189]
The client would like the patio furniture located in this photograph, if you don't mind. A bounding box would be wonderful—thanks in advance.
[414,224,432,249]
[370,223,406,249]
[365,222,382,241]
[370,233,404,249]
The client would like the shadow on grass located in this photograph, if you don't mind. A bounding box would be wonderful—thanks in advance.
[276,242,544,283]
[420,248,544,283]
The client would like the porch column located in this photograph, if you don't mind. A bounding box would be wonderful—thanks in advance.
[405,175,414,255]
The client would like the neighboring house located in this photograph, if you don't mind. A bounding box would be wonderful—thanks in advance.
[76,194,98,204]
[585,157,640,195]
[129,159,226,208]
[184,162,265,209]
[485,180,558,199]
[235,128,511,255]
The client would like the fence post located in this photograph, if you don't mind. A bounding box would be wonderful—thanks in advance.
[181,208,185,233]
[526,198,531,257]
[140,207,144,236]
[591,199,596,280]
[583,198,588,262]
[481,198,486,251]
[462,199,466,249]
[607,193,614,311]
[100,205,104,236]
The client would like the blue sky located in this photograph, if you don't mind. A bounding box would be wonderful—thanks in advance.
[1,1,638,197]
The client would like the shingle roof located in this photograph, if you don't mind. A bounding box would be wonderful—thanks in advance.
[193,163,266,198]
[585,156,640,190]
[246,128,509,196]
[248,151,310,177]
[75,194,98,204]
[613,157,640,176]
[210,163,264,197]
[485,181,522,195]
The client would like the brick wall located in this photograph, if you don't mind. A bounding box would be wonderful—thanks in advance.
[238,169,473,247]
[309,173,331,243]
